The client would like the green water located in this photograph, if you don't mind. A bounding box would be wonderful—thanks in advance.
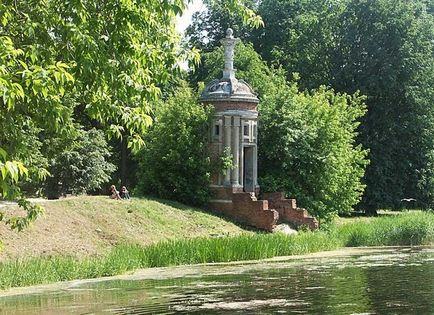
[1,247,433,314]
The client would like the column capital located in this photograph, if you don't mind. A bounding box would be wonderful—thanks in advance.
[233,116,241,127]
[224,116,232,126]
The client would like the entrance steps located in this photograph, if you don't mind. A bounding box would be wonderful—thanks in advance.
[232,192,279,230]
[208,188,318,231]
[261,192,319,230]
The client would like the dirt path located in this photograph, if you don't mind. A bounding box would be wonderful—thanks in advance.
[0,198,56,208]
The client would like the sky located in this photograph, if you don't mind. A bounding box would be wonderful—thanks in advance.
[176,0,205,34]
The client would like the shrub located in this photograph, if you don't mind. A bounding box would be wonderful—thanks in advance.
[44,129,116,198]
[259,81,369,221]
[135,87,213,206]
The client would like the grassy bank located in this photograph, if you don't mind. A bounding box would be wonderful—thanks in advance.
[0,196,248,261]
[1,211,433,289]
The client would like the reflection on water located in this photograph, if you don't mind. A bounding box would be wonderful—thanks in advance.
[1,247,433,315]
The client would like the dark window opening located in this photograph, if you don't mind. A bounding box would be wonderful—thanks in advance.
[244,125,249,136]
[215,125,220,136]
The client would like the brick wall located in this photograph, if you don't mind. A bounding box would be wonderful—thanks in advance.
[208,189,278,231]
[202,101,257,111]
[232,192,279,231]
[262,192,319,230]
[208,189,318,231]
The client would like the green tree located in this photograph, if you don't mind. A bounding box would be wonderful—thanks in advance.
[0,0,262,238]
[0,21,71,233]
[252,0,345,89]
[331,0,434,212]
[44,129,116,198]
[135,86,213,206]
[259,82,368,221]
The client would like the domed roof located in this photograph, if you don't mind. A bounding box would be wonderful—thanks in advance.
[200,78,259,103]
[199,28,259,104]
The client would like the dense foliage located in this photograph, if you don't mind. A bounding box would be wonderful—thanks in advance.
[189,0,434,213]
[0,0,192,229]
[44,129,116,198]
[259,83,368,220]
[0,0,263,239]
[332,0,434,212]
[135,87,213,206]
[257,0,434,212]
[1,0,194,155]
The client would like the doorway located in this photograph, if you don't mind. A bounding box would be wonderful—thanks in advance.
[243,146,254,192]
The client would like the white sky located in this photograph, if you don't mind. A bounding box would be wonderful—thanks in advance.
[176,0,205,34]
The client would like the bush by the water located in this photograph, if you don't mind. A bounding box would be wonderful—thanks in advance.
[1,212,433,289]
[259,83,368,221]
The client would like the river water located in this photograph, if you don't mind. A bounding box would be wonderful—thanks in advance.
[0,247,433,314]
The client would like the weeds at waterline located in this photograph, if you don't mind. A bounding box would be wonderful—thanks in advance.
[0,212,433,289]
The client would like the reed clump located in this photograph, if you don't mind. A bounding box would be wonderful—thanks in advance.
[0,211,433,289]
[335,212,434,246]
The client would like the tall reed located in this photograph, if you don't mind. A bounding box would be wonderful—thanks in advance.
[0,212,433,289]
[336,212,434,246]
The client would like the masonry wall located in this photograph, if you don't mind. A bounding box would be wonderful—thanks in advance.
[262,192,319,230]
[208,187,278,231]
[232,193,279,231]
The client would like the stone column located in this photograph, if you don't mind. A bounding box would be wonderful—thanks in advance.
[224,116,232,186]
[239,142,244,189]
[253,144,258,189]
[231,116,240,185]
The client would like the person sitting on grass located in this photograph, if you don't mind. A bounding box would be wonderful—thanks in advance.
[120,186,130,200]
[110,185,121,200]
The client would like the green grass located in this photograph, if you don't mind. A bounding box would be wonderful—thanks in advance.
[0,211,433,289]
[0,232,339,289]
[336,211,434,246]
[0,196,250,261]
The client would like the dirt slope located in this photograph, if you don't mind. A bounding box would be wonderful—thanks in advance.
[0,196,248,261]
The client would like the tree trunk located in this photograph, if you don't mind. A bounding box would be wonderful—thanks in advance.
[365,206,378,216]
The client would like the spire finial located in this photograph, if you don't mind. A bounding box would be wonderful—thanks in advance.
[221,28,240,80]
[226,28,234,38]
